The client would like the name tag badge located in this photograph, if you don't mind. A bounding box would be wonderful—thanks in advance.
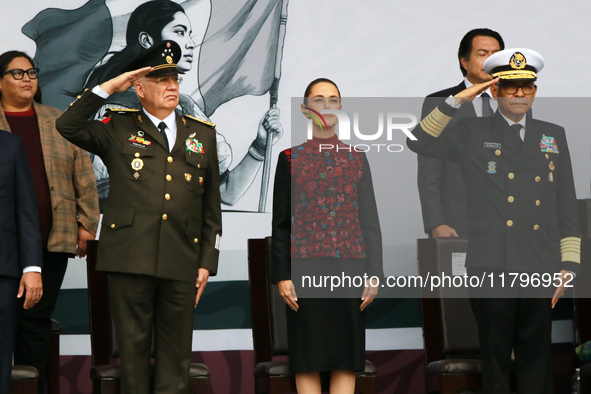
[129,132,152,149]
[484,142,501,150]
[130,142,147,149]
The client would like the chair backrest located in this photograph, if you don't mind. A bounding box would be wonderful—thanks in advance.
[265,237,289,356]
[417,238,480,365]
[247,237,289,365]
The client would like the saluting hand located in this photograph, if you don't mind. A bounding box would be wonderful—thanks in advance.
[278,280,298,311]
[99,67,154,95]
[453,77,499,105]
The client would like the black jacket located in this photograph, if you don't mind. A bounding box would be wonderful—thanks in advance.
[0,130,42,278]
[408,103,580,273]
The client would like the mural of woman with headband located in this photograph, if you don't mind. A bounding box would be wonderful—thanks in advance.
[84,0,283,209]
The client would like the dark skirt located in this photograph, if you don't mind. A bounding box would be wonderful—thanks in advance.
[286,298,365,372]
[285,297,365,373]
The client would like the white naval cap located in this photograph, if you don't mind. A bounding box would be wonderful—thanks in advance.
[483,48,545,80]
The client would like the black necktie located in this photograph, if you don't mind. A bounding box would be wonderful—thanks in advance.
[158,122,169,152]
[481,92,494,117]
[511,124,523,145]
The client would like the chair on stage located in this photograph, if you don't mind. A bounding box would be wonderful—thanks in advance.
[10,367,38,394]
[85,240,210,394]
[247,237,376,394]
[11,316,62,394]
[418,238,482,394]
[48,319,62,394]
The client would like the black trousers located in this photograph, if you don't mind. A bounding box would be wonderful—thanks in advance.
[109,273,196,394]
[14,251,69,394]
[469,268,554,394]
[0,276,19,394]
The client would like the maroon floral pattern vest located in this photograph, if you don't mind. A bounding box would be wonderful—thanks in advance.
[287,134,366,259]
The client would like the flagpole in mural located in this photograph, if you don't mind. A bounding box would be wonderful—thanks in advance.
[259,0,289,212]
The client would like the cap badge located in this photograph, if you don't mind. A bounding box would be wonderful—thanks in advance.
[509,52,526,70]
[166,55,173,64]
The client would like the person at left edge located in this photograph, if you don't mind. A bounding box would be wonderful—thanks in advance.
[0,50,99,394]
[56,41,222,394]
[0,131,43,394]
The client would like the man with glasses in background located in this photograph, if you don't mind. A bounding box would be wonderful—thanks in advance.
[56,41,222,394]
[418,28,504,238]
[408,48,580,393]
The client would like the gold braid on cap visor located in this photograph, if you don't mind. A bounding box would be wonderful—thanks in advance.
[492,70,538,80]
[152,64,178,71]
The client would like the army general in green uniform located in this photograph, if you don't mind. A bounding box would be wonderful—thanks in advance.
[56,41,222,394]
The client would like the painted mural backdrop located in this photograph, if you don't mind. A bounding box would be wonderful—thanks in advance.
[2,1,591,392]
[23,0,288,212]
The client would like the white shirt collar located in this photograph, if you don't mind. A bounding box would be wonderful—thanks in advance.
[498,110,527,130]
[143,109,176,132]
[143,109,177,152]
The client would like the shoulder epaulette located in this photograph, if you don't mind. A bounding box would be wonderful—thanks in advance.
[106,108,140,114]
[185,115,215,128]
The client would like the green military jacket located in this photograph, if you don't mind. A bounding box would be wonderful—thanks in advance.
[56,90,222,282]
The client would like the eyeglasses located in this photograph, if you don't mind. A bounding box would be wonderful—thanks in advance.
[1,68,40,80]
[498,84,536,95]
[145,76,182,86]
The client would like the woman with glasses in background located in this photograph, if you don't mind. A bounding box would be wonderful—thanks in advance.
[0,50,99,394]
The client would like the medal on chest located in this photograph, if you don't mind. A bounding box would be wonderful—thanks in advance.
[186,133,204,156]
[540,135,559,154]
[129,130,152,149]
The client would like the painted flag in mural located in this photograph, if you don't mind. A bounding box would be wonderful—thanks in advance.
[22,0,286,116]
[196,0,285,117]
[22,0,113,111]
